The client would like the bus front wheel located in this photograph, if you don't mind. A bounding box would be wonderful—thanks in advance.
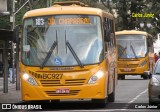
[142,74,148,79]
[92,98,107,107]
[108,91,115,102]
[118,75,125,80]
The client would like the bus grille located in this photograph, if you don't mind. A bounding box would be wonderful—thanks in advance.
[40,79,86,87]
[118,64,138,68]
[45,90,80,96]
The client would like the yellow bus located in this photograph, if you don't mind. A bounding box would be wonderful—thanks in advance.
[115,30,154,80]
[14,1,117,106]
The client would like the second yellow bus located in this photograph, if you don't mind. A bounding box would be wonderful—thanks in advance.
[116,30,154,80]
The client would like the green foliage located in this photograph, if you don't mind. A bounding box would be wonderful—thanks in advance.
[112,0,160,37]
[0,16,10,29]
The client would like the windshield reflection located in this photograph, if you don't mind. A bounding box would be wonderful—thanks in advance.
[117,34,147,59]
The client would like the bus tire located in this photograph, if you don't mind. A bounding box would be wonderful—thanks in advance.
[118,75,121,80]
[108,75,115,102]
[121,75,125,80]
[92,98,107,107]
[108,91,115,102]
[142,75,148,79]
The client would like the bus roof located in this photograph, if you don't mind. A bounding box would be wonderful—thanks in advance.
[115,30,150,35]
[23,3,113,19]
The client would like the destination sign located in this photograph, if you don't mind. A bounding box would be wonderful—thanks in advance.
[34,16,92,26]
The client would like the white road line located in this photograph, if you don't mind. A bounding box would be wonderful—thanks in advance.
[122,89,148,109]
[128,88,148,104]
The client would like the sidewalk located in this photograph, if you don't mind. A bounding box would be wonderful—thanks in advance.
[0,77,21,103]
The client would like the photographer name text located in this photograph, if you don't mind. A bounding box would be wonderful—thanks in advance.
[135,105,158,109]
[132,13,154,18]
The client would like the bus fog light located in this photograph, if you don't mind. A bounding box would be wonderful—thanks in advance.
[88,70,104,84]
[22,72,38,86]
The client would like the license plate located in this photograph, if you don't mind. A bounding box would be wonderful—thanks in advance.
[124,68,131,72]
[56,89,70,93]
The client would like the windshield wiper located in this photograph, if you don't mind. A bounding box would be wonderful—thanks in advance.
[119,46,127,58]
[130,43,137,58]
[40,41,57,69]
[65,32,83,68]
[66,41,84,68]
[40,30,58,69]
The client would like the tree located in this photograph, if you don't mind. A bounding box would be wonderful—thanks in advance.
[112,0,130,30]
[148,0,160,37]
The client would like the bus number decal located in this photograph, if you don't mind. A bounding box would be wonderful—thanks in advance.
[30,71,63,79]
[42,74,63,79]
[35,18,44,26]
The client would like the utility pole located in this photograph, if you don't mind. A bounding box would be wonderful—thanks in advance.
[16,29,20,90]
[11,0,16,84]
[3,40,9,93]
[11,0,31,90]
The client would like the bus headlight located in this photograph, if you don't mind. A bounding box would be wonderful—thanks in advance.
[22,72,38,86]
[150,77,160,86]
[140,60,147,67]
[88,70,104,84]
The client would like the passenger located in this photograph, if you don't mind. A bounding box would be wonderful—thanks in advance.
[9,61,13,83]
[0,61,3,76]
[154,53,158,63]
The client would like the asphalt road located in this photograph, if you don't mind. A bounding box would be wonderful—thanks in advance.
[6,75,160,112]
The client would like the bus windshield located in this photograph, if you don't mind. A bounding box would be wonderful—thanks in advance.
[22,15,103,66]
[116,34,147,59]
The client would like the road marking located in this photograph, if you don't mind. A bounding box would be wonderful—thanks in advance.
[128,88,148,104]
[122,88,148,109]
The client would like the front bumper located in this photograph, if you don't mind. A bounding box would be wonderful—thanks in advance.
[21,81,106,101]
[118,66,148,75]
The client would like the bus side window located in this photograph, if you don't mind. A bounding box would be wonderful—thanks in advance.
[110,20,114,47]
[104,42,107,53]
[110,20,116,47]
[108,18,111,47]
[147,35,152,48]
[104,17,111,43]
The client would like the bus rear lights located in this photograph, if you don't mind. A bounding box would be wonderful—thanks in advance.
[22,72,38,86]
[88,70,104,84]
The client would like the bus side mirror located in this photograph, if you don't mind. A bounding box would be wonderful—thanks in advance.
[13,25,21,43]
[104,17,110,42]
